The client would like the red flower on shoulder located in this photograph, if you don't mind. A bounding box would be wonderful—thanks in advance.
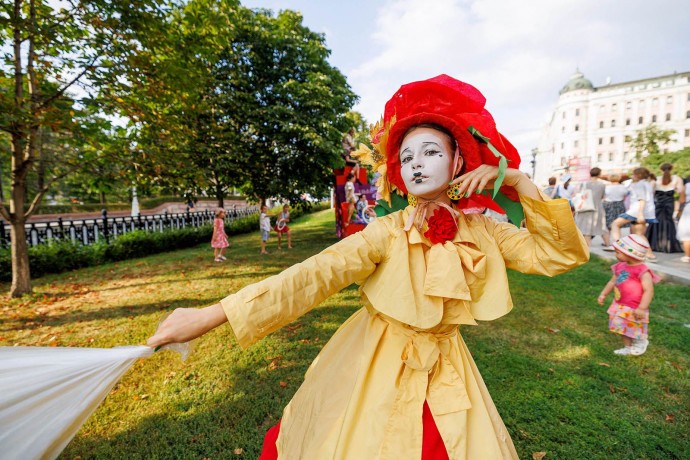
[424,207,457,244]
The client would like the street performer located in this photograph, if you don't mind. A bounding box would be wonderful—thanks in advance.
[148,74,589,459]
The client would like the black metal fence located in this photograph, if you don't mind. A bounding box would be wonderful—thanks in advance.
[0,206,259,248]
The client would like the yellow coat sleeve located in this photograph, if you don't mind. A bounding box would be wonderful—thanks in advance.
[487,194,589,276]
[220,221,390,348]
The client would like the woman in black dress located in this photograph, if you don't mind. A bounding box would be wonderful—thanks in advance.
[646,163,682,253]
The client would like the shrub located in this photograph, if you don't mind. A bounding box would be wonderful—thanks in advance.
[0,202,329,281]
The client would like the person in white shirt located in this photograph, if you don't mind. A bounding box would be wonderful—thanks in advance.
[603,174,629,247]
[259,205,271,254]
[609,168,657,259]
[555,173,574,201]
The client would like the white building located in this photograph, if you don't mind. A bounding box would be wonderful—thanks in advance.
[534,70,690,184]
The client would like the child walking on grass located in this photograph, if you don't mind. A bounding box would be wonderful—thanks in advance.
[211,208,229,262]
[597,234,659,356]
[275,204,292,250]
[259,205,271,255]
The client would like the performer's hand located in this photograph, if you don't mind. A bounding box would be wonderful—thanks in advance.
[450,166,540,201]
[147,304,227,348]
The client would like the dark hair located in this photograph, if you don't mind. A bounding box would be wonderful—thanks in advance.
[590,167,601,177]
[633,167,650,180]
[346,173,355,180]
[660,162,673,185]
[548,177,557,186]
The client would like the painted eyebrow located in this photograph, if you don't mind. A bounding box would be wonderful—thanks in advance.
[399,141,442,157]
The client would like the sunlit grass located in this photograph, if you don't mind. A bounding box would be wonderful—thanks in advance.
[1,209,688,459]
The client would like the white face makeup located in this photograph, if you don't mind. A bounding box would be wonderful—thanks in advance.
[399,127,459,200]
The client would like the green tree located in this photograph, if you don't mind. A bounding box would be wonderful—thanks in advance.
[631,124,675,159]
[0,0,170,297]
[117,2,357,207]
[227,8,357,204]
[641,147,690,179]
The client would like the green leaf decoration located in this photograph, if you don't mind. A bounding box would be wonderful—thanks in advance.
[375,193,408,216]
[468,126,509,199]
[478,190,525,226]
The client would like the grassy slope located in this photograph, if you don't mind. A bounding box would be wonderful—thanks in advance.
[1,209,688,459]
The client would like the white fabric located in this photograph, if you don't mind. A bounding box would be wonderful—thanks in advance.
[0,346,153,460]
[604,184,628,202]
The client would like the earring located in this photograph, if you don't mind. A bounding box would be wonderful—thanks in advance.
[447,183,463,201]
[407,194,418,207]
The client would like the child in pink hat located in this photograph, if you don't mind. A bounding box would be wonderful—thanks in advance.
[597,234,660,355]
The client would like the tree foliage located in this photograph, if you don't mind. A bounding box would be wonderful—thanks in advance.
[631,124,675,159]
[0,0,171,296]
[113,1,357,205]
[1,0,356,296]
[641,147,690,179]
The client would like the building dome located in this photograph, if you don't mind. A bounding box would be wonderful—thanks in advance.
[559,70,594,95]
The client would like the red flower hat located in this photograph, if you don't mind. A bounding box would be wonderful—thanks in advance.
[366,74,522,215]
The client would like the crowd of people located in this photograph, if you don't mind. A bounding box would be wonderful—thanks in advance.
[544,162,690,264]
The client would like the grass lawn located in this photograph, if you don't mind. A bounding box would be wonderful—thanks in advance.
[2,209,689,459]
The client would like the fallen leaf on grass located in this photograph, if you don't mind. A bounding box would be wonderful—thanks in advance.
[609,384,628,393]
[665,414,675,423]
[670,362,682,371]
[233,448,244,455]
[547,328,560,334]
[532,452,547,459]
[597,362,611,367]
[268,357,281,371]
[279,381,288,388]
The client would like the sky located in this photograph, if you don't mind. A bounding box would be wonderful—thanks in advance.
[242,0,690,158]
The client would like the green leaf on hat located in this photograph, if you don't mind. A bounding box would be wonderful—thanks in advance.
[375,193,408,216]
[477,189,525,226]
[468,126,509,199]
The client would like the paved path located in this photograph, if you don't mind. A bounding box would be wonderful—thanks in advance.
[588,237,690,285]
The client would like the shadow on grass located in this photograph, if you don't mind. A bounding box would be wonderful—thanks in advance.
[1,296,217,331]
[59,305,358,459]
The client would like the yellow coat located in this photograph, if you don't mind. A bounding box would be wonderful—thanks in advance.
[221,195,589,459]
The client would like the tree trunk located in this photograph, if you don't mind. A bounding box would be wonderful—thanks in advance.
[10,216,31,298]
[215,183,224,209]
[100,191,106,204]
[9,176,31,297]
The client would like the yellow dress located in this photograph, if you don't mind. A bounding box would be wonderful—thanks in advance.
[220,195,589,459]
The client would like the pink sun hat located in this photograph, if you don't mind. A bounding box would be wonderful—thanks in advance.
[612,234,650,261]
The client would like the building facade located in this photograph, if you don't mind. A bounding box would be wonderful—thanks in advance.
[534,70,690,184]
